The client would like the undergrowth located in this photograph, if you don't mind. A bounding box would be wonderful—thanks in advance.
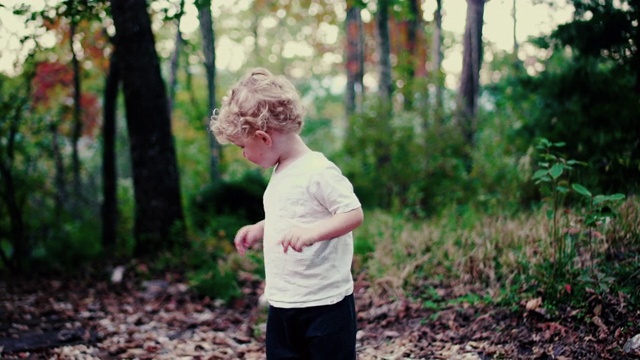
[348,140,638,314]
[143,139,639,314]
[353,195,639,312]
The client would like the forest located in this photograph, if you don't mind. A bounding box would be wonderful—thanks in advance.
[0,0,639,358]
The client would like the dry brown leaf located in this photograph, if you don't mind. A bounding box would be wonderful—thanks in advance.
[525,297,542,311]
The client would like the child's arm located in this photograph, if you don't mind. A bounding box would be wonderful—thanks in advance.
[234,220,265,256]
[279,207,364,253]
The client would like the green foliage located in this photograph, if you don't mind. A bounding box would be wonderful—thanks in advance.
[342,104,469,216]
[571,184,625,229]
[353,233,375,257]
[114,178,136,257]
[419,121,471,215]
[420,286,443,310]
[295,77,344,157]
[0,72,106,274]
[529,138,628,306]
[32,214,103,272]
[447,292,492,307]
[188,171,267,234]
[151,233,243,303]
[183,236,241,303]
[512,1,640,194]
[187,265,240,303]
[548,0,638,66]
[468,107,531,214]
[176,170,269,302]
[532,139,584,260]
[483,1,640,197]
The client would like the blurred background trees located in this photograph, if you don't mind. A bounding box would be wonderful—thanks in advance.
[0,0,638,307]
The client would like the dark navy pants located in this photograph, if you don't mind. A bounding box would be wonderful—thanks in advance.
[266,294,357,360]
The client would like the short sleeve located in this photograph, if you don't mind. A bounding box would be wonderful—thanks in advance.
[309,164,361,215]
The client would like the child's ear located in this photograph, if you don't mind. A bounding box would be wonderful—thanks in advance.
[255,130,272,146]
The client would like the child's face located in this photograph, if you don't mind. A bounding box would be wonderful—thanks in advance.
[232,132,277,169]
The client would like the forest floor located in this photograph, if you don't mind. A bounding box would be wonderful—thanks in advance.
[1,268,639,360]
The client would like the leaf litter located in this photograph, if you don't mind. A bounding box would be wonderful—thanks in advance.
[1,270,639,359]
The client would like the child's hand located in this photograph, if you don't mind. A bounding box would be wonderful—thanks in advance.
[279,226,318,253]
[234,223,263,256]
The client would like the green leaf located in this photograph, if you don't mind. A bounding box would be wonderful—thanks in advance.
[423,300,439,310]
[532,169,548,180]
[571,184,592,197]
[585,215,599,226]
[593,195,606,204]
[537,138,551,148]
[549,163,563,179]
[557,185,569,194]
[609,193,626,201]
[546,209,554,220]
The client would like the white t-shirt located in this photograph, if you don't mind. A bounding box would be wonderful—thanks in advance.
[262,151,361,308]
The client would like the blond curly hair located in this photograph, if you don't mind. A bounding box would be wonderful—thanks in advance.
[209,68,305,144]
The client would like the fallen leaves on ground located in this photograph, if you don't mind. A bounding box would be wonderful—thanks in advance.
[1,271,638,359]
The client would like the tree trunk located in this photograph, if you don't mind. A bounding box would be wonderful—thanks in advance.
[457,0,485,146]
[432,0,444,124]
[512,0,518,56]
[402,0,421,111]
[167,0,185,115]
[511,0,522,69]
[377,0,393,106]
[197,0,221,183]
[110,0,186,256]
[634,7,640,94]
[0,160,22,272]
[70,16,82,204]
[102,47,119,253]
[0,97,27,272]
[345,1,364,117]
[374,0,394,206]
[52,115,66,219]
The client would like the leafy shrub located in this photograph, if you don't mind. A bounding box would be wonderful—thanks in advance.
[27,208,104,275]
[512,53,640,194]
[189,171,267,234]
[180,171,268,302]
[530,138,627,305]
[187,265,241,303]
[342,106,469,217]
[184,237,241,303]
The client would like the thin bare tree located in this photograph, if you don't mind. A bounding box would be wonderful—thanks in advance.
[197,0,220,183]
[345,0,365,117]
[432,0,444,124]
[102,44,119,252]
[377,0,393,106]
[167,0,185,115]
[457,0,485,146]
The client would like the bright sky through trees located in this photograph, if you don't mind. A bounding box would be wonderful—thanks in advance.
[0,0,572,80]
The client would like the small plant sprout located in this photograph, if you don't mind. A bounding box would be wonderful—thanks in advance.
[532,139,585,270]
[531,138,627,304]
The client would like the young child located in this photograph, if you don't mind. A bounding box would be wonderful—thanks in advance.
[210,67,364,359]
